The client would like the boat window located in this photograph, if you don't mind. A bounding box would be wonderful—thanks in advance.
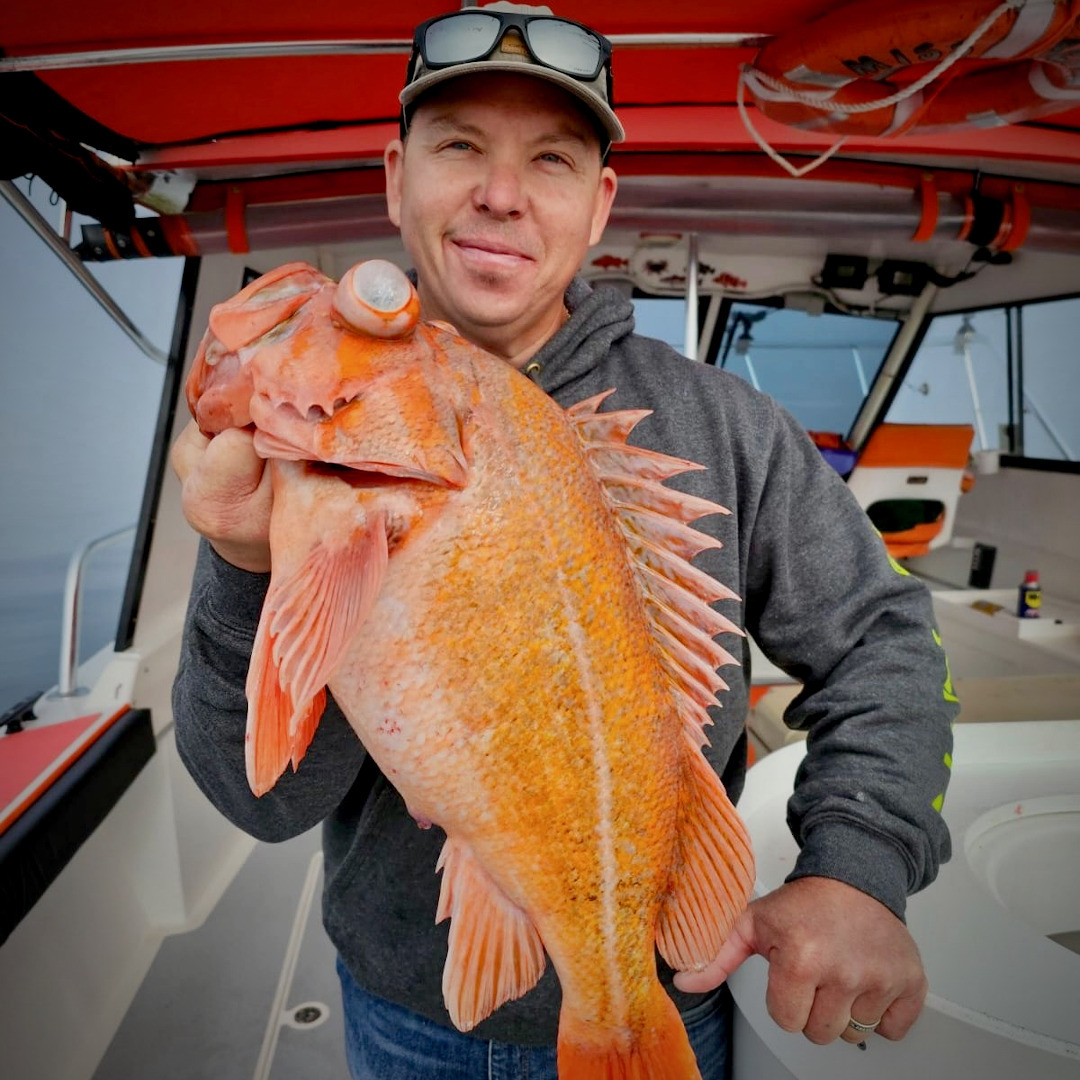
[718,302,898,437]
[633,297,689,355]
[632,296,900,442]
[886,295,1080,464]
[0,180,182,712]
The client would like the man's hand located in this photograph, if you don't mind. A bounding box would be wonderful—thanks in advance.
[673,876,928,1046]
[170,420,273,573]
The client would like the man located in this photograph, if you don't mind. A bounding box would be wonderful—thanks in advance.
[171,5,955,1077]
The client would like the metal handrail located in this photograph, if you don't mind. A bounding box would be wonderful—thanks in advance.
[683,232,699,362]
[56,525,136,697]
[0,34,765,73]
[0,181,168,366]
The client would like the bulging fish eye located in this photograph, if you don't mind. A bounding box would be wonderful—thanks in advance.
[333,260,420,338]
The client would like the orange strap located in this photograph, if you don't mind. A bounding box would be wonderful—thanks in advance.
[1000,185,1032,252]
[159,214,200,257]
[912,173,939,242]
[225,185,250,254]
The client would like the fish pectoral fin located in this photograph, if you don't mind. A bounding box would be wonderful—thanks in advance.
[245,623,326,797]
[656,743,756,971]
[244,514,388,796]
[435,837,547,1032]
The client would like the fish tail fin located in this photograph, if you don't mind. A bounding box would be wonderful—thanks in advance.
[556,988,702,1080]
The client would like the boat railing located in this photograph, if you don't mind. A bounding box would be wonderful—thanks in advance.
[54,524,136,698]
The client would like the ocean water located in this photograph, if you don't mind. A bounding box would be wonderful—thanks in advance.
[0,545,133,709]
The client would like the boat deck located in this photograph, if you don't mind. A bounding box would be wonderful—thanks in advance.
[91,827,349,1080]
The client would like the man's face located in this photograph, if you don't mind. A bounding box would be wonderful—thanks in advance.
[384,72,617,363]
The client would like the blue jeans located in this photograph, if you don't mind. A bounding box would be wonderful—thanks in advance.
[337,956,731,1079]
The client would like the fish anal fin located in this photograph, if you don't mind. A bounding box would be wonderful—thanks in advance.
[556,987,702,1080]
[657,748,755,972]
[436,838,546,1032]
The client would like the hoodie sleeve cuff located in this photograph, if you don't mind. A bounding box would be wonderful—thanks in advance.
[785,820,914,921]
[199,540,271,636]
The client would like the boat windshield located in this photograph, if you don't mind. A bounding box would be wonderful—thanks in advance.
[887,294,1080,463]
[633,295,900,441]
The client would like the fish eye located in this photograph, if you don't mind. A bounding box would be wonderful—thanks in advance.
[333,260,420,338]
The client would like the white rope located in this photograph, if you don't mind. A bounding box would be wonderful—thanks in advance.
[735,69,849,178]
[743,0,1025,115]
[735,0,1028,178]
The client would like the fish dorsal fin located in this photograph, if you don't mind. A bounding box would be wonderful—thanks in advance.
[656,744,756,972]
[245,513,388,796]
[571,391,755,974]
[567,391,744,749]
[436,837,547,1032]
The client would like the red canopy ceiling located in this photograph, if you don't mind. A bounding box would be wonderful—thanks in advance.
[2,0,1078,250]
[3,1,1079,164]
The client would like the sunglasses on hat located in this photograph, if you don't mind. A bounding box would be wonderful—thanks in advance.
[410,10,613,85]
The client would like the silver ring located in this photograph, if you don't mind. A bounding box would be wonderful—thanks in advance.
[848,1017,880,1034]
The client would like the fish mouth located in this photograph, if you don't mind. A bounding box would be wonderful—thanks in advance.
[250,391,468,488]
[304,460,456,488]
[253,428,467,488]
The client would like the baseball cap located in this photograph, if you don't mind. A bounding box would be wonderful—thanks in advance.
[400,3,625,147]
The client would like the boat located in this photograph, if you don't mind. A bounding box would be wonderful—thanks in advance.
[1,2,1078,1078]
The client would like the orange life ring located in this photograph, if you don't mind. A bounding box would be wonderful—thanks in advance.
[747,0,1080,138]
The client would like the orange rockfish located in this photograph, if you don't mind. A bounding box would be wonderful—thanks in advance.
[186,259,755,1079]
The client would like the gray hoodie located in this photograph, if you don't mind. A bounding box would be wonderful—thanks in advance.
[173,276,955,1045]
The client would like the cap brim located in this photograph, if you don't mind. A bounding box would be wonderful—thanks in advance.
[399,63,625,145]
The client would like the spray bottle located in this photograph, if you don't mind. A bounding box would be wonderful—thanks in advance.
[1018,570,1042,619]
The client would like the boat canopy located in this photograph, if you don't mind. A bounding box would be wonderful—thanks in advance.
[2,1,1079,258]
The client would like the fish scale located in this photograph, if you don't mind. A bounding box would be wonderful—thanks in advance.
[185,258,755,1080]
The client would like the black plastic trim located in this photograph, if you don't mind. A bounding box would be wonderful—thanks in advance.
[999,455,1080,475]
[115,256,201,651]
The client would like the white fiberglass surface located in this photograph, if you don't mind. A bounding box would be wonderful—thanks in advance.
[965,796,1080,951]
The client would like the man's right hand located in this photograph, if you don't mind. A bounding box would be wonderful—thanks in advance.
[170,420,273,573]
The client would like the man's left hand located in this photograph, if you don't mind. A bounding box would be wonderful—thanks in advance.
[673,875,928,1045]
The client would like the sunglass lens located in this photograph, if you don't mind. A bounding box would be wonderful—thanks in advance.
[526,20,602,78]
[424,13,502,65]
